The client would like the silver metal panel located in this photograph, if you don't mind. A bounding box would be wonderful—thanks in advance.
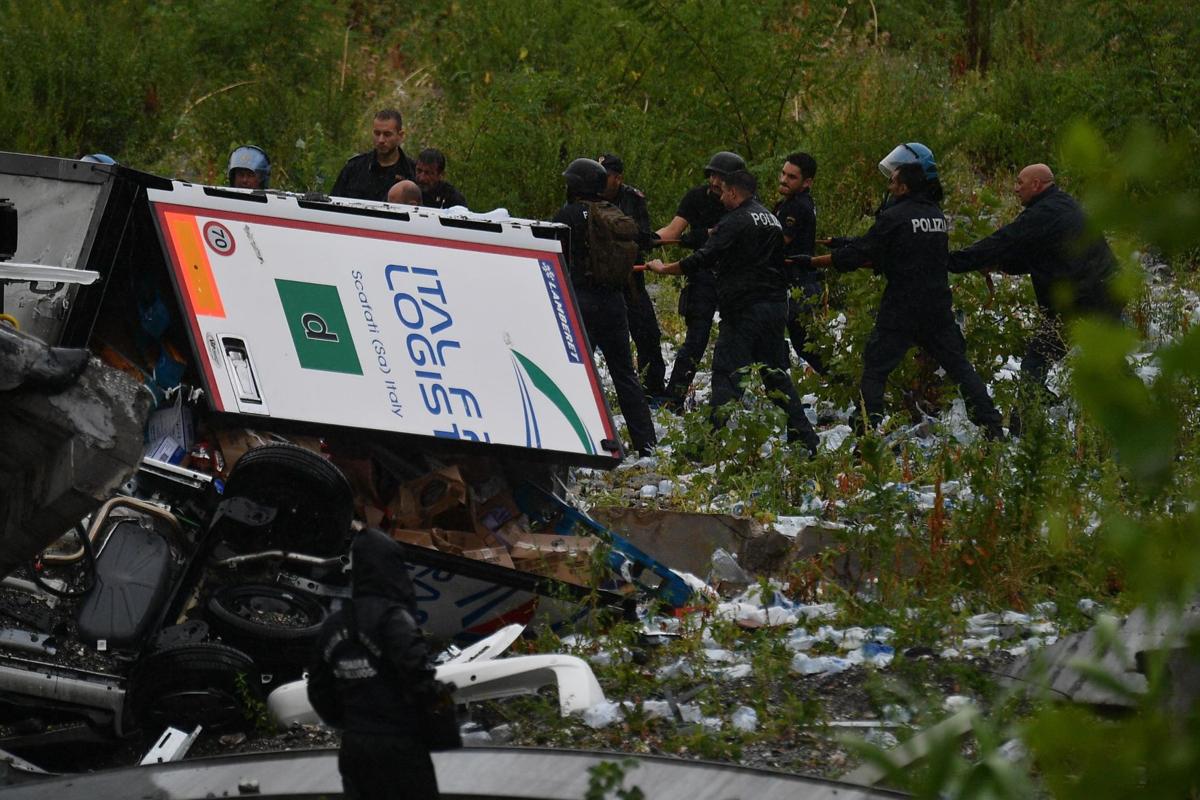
[0,171,103,343]
[0,746,908,799]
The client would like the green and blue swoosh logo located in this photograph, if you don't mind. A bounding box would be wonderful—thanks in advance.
[511,348,595,454]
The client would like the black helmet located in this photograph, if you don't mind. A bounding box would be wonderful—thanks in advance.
[562,158,607,197]
[704,151,746,178]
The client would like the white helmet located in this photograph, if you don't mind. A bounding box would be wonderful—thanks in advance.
[878,142,938,181]
[227,145,271,189]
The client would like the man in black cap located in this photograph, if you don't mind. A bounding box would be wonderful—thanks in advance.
[648,170,819,454]
[652,150,747,409]
[554,158,657,457]
[415,148,468,209]
[308,529,443,799]
[331,109,416,201]
[773,152,825,374]
[598,153,666,397]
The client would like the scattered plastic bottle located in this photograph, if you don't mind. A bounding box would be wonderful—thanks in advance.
[731,706,758,733]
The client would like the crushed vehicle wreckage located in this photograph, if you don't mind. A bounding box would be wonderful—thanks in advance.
[0,152,699,767]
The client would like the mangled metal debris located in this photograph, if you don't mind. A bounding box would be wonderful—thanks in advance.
[268,622,607,725]
[0,151,696,762]
[1000,600,1200,709]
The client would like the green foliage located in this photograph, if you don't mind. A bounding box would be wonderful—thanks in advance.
[1,0,364,188]
[8,3,1200,794]
[234,672,276,737]
[585,758,645,800]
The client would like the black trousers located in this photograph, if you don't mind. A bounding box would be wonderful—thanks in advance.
[710,300,818,451]
[860,318,1001,430]
[624,272,667,396]
[340,732,439,799]
[786,279,825,374]
[1019,302,1122,409]
[664,274,718,402]
[576,286,657,456]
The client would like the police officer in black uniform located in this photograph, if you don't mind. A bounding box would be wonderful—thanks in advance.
[415,148,469,209]
[554,158,657,457]
[331,109,416,201]
[598,153,666,397]
[811,162,1004,439]
[648,170,819,454]
[308,529,442,799]
[773,151,825,373]
[949,163,1121,403]
[653,151,746,408]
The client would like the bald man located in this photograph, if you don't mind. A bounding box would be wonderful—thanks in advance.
[387,179,423,205]
[950,163,1121,412]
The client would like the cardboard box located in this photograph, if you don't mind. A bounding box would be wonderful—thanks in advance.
[513,551,595,587]
[507,532,600,588]
[391,528,435,549]
[145,394,194,452]
[506,532,598,560]
[429,528,515,569]
[475,492,524,534]
[392,466,473,531]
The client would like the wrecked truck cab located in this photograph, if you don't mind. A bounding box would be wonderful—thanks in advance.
[1,152,690,751]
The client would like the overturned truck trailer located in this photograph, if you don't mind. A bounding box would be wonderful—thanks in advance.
[0,152,664,641]
[145,180,620,461]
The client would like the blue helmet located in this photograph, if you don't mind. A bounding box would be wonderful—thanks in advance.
[227,145,271,189]
[81,153,117,165]
[878,142,938,181]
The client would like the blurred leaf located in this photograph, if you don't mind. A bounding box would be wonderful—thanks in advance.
[1070,318,1176,491]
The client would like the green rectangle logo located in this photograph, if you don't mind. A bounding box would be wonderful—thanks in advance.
[275,279,363,375]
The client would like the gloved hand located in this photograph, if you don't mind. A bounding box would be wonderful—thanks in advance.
[787,254,812,270]
[825,236,853,249]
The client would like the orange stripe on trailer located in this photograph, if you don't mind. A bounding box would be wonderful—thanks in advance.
[165,212,226,318]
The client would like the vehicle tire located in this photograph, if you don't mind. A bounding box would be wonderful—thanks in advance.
[221,443,353,556]
[127,643,261,733]
[206,584,327,674]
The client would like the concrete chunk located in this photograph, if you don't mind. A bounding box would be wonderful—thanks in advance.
[0,358,150,578]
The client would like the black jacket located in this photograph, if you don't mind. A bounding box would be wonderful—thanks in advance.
[679,197,788,316]
[422,181,468,210]
[831,193,953,328]
[308,529,436,735]
[331,150,417,201]
[553,200,593,289]
[949,185,1118,317]
[773,190,817,284]
[613,183,655,259]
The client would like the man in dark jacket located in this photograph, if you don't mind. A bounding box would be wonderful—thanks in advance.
[648,170,819,454]
[812,163,1003,439]
[415,148,468,209]
[773,151,825,373]
[331,109,416,201]
[554,158,657,457]
[308,529,441,799]
[653,151,746,409]
[949,163,1122,394]
[599,153,666,397]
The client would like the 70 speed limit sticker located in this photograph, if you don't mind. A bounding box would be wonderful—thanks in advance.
[203,221,236,256]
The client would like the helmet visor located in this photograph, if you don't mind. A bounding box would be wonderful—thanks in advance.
[878,144,918,178]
